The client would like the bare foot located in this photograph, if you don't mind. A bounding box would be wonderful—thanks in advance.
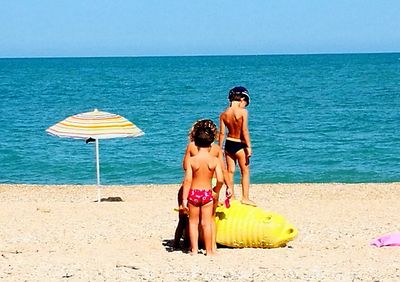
[206,251,219,256]
[241,199,257,207]
[190,249,198,256]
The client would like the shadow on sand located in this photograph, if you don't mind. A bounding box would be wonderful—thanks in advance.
[93,197,124,202]
[162,239,190,253]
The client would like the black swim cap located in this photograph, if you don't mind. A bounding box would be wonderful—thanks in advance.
[228,86,250,106]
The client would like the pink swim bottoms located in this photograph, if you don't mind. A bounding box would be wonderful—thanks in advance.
[188,189,213,207]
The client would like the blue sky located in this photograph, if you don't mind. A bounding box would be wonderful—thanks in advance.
[1,0,399,58]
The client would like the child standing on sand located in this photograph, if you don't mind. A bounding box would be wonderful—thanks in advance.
[174,119,227,251]
[218,86,256,206]
[182,120,224,256]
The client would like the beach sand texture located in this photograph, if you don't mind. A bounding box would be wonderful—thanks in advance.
[1,183,399,281]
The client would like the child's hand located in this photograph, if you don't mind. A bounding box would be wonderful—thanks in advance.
[226,187,233,199]
[245,147,252,157]
[179,205,188,215]
[212,188,218,200]
[225,188,232,208]
[182,200,189,212]
[245,147,252,165]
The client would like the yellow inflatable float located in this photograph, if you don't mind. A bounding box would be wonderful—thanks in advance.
[215,200,298,248]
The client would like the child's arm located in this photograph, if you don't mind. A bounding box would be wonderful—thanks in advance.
[216,144,229,187]
[241,109,252,157]
[213,159,224,194]
[215,144,224,169]
[218,114,226,146]
[182,143,191,171]
[182,158,193,211]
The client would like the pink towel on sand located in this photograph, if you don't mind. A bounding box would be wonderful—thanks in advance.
[370,233,400,247]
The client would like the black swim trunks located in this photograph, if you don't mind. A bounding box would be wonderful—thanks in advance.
[225,139,247,155]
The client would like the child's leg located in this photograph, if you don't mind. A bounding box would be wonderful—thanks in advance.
[183,216,190,248]
[200,201,215,255]
[174,186,185,248]
[173,213,187,248]
[174,186,186,248]
[236,150,256,206]
[211,193,219,253]
[225,153,236,199]
[188,203,200,254]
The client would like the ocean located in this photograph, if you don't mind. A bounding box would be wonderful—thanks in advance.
[0,53,399,185]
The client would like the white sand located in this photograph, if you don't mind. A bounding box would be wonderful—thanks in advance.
[0,183,399,281]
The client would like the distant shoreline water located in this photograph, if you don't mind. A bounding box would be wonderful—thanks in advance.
[0,53,399,184]
[1,51,400,60]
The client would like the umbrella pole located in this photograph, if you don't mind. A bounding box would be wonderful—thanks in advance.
[95,138,101,202]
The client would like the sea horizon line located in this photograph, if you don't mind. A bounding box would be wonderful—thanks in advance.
[1,50,399,60]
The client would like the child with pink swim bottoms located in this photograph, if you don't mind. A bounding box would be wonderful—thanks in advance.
[174,119,229,252]
[182,120,224,256]
[173,120,226,250]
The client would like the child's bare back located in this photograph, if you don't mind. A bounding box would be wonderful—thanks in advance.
[183,142,222,170]
[188,149,220,189]
[220,106,248,141]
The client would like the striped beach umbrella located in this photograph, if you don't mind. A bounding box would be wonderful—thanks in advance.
[46,109,144,202]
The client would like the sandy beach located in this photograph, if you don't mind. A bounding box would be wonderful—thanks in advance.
[0,183,399,281]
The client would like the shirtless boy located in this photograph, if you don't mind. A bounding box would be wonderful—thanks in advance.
[219,86,256,206]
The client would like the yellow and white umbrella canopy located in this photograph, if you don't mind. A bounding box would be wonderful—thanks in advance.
[46,108,144,139]
[46,109,144,202]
